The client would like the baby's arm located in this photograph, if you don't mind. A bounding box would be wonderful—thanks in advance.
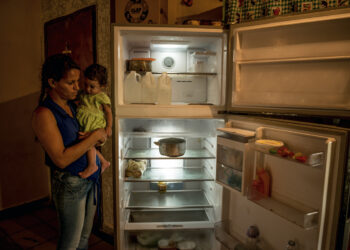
[102,103,113,137]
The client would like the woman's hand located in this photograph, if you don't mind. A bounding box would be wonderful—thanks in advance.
[79,128,107,146]
[93,128,107,146]
[106,127,112,137]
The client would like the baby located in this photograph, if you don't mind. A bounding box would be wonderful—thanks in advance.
[77,64,112,178]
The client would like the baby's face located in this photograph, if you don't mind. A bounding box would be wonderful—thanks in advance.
[85,78,102,95]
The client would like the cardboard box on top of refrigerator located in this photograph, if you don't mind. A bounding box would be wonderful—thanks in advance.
[116,0,167,25]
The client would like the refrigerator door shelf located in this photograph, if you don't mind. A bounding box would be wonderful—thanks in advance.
[250,144,324,168]
[124,167,214,182]
[215,220,244,250]
[126,190,212,209]
[124,209,213,231]
[247,191,319,229]
[124,148,215,160]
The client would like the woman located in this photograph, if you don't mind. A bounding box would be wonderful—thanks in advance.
[32,54,107,250]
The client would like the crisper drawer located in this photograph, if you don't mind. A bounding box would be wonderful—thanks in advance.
[124,209,213,230]
[216,136,253,194]
[124,229,216,250]
[217,164,242,192]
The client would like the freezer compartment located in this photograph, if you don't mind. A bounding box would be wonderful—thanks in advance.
[126,190,212,209]
[114,26,226,106]
[124,229,215,250]
[125,208,213,230]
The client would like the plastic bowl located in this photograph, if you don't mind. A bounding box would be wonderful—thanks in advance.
[177,241,196,250]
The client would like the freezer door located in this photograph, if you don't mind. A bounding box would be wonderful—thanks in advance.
[226,9,350,117]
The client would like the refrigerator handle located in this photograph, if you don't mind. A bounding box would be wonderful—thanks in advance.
[317,138,336,250]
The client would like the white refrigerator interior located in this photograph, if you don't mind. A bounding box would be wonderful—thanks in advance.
[117,119,225,249]
[113,26,227,107]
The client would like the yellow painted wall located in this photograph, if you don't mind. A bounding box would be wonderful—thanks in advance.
[0,0,49,210]
[0,0,43,104]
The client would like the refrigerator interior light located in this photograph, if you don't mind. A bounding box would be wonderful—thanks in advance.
[151,40,189,50]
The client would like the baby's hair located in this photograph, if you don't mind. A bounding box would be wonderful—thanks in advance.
[84,64,107,87]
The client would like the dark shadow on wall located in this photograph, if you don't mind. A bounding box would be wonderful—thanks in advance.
[0,92,50,210]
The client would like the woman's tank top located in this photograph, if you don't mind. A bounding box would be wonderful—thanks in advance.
[41,96,100,182]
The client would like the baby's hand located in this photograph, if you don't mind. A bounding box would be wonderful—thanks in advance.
[106,127,112,137]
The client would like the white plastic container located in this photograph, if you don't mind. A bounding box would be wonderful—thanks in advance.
[124,71,141,104]
[141,72,157,104]
[157,72,172,105]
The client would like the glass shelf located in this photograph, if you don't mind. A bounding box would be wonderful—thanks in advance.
[250,144,323,168]
[125,167,214,182]
[125,71,217,76]
[122,131,215,138]
[125,148,215,159]
[129,209,209,223]
[127,190,212,209]
[125,209,213,230]
[248,190,318,229]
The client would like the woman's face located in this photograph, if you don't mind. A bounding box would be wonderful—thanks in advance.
[53,69,80,100]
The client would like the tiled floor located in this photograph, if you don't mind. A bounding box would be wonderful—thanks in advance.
[0,199,114,249]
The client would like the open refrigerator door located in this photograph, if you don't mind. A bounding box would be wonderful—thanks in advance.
[214,115,349,250]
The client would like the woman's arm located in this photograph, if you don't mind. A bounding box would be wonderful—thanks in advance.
[102,104,113,137]
[32,106,107,169]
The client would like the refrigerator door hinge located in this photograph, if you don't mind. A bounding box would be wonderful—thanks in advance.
[218,110,229,114]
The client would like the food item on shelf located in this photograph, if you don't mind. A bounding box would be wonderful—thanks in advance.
[292,152,307,163]
[125,159,147,178]
[277,146,292,157]
[137,231,162,247]
[158,238,177,250]
[252,167,271,197]
[157,181,167,192]
[177,240,196,250]
[255,139,284,152]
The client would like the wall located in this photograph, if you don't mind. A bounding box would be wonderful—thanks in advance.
[41,0,114,234]
[168,0,223,24]
[0,0,49,210]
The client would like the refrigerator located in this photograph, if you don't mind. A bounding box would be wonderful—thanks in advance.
[111,8,350,250]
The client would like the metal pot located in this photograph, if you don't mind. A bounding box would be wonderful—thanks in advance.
[127,58,155,72]
[154,138,186,157]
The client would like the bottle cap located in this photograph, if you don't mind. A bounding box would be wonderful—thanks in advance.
[288,240,296,246]
[246,225,260,238]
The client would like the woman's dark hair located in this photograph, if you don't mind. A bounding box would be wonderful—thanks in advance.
[84,64,107,87]
[39,54,80,105]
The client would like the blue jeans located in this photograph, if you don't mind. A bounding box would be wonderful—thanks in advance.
[52,170,97,250]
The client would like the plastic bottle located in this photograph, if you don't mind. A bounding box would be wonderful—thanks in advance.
[286,240,297,250]
[141,72,157,104]
[124,71,141,104]
[246,225,259,250]
[157,72,172,105]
